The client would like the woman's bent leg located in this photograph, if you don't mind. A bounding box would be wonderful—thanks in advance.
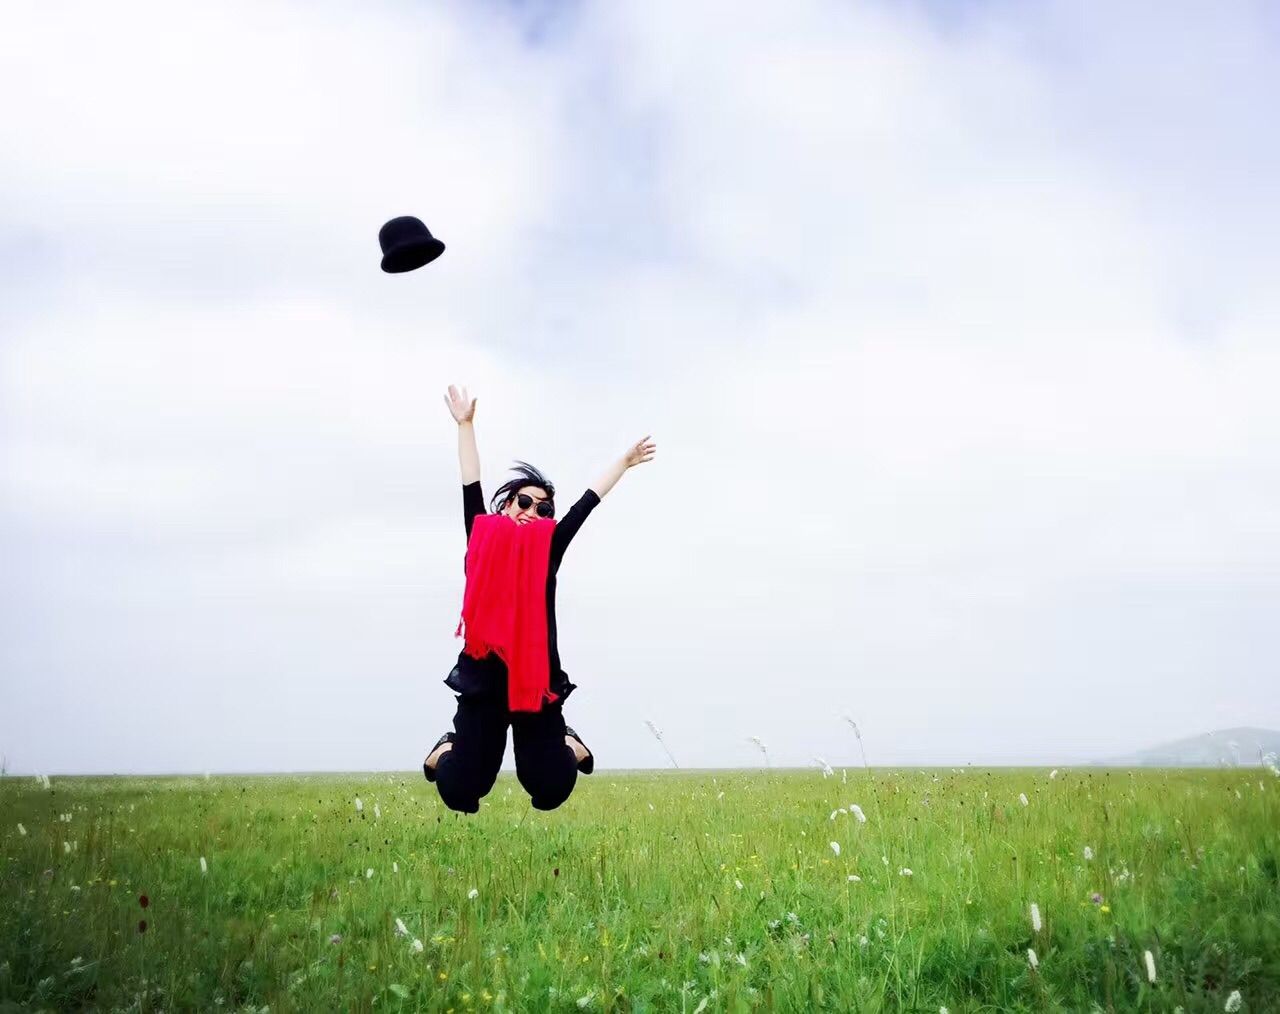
[511,702,578,811]
[435,693,508,814]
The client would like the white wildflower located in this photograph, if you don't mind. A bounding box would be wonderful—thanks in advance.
[395,917,408,937]
[858,935,869,948]
[365,868,374,879]
[830,841,841,857]
[735,952,747,967]
[576,990,595,1008]
[734,879,743,890]
[1224,990,1242,1012]
[1027,947,1039,971]
[393,861,399,874]
[468,887,479,899]
[850,804,867,823]
[200,856,208,875]
[1030,903,1042,933]
[374,803,381,820]
[1049,769,1058,779]
[644,720,680,767]
[1019,793,1029,806]
[63,841,71,854]
[847,874,861,882]
[411,938,424,953]
[899,868,913,877]
[1144,949,1156,983]
[17,824,26,836]
[1083,845,1094,861]
[813,756,834,778]
[354,797,363,813]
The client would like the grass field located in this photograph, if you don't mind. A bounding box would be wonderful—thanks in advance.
[2,767,1277,1012]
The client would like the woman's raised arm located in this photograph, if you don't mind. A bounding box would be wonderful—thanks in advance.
[589,435,657,499]
[444,384,480,485]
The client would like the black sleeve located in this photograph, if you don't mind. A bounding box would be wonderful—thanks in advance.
[549,489,601,571]
[463,481,485,540]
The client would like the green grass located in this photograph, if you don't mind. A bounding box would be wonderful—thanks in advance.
[1,768,1277,1012]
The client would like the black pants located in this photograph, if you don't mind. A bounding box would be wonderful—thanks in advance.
[434,691,578,814]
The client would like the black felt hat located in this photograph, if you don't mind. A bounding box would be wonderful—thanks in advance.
[378,216,446,273]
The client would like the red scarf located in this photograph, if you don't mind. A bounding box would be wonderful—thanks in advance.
[454,513,558,712]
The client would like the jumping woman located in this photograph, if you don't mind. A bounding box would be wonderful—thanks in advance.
[423,384,656,812]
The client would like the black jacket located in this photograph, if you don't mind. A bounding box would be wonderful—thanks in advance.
[444,480,600,704]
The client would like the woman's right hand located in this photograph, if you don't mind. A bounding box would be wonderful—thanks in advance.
[444,384,477,424]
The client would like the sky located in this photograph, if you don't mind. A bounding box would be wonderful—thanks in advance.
[2,0,1278,774]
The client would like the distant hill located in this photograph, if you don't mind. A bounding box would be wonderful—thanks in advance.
[1099,727,1280,767]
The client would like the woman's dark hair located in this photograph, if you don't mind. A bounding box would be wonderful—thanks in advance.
[489,460,555,516]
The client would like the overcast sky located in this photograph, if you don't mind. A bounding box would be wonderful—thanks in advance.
[2,1,1278,775]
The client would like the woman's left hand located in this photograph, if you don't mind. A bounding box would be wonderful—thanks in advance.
[623,435,657,469]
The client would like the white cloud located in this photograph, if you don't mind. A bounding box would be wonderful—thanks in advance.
[2,0,1278,773]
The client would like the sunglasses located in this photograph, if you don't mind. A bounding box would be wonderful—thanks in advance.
[515,493,555,518]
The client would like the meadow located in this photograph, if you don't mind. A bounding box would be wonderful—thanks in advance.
[1,766,1276,1012]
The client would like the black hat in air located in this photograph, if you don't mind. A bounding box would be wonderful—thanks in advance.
[378,216,446,273]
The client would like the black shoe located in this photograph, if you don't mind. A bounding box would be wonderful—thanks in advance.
[564,725,594,775]
[422,732,454,783]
